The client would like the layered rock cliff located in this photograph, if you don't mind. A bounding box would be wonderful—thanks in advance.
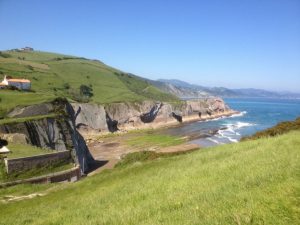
[72,98,234,134]
[0,97,235,173]
[0,99,94,173]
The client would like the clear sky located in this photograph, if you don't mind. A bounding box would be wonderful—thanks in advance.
[0,0,299,92]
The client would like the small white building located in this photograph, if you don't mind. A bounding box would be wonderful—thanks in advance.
[0,146,10,154]
[0,75,31,90]
[20,47,34,51]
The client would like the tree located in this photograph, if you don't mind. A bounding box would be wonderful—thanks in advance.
[80,85,93,98]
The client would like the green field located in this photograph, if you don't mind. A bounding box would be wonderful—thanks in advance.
[0,50,178,117]
[5,143,52,159]
[125,133,184,149]
[0,131,299,224]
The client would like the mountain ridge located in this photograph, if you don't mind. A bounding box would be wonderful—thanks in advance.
[153,79,300,99]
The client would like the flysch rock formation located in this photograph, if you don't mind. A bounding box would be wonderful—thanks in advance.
[1,99,94,174]
[71,98,236,135]
[1,97,237,173]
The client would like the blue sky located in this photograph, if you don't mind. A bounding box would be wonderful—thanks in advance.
[0,0,299,92]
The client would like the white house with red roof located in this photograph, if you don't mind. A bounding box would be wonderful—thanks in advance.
[0,75,31,90]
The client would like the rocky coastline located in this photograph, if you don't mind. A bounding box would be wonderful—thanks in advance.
[71,98,238,137]
[0,97,238,173]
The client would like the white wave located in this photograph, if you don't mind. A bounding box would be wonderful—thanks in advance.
[206,137,221,144]
[235,121,254,128]
[214,120,255,144]
[228,111,247,118]
[210,116,225,121]
[227,137,238,143]
[221,121,255,130]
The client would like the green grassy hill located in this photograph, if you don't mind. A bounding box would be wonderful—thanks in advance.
[0,131,299,224]
[0,50,178,117]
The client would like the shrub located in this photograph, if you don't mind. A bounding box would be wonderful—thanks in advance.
[27,65,34,71]
[80,84,93,98]
[69,85,94,103]
[0,51,11,58]
[63,83,70,89]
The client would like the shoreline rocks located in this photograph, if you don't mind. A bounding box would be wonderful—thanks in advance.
[71,98,237,136]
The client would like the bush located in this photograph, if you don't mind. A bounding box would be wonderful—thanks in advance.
[80,84,93,98]
[0,51,11,58]
[69,85,94,103]
[27,65,34,71]
[63,83,70,89]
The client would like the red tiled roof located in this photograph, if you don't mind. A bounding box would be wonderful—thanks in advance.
[7,79,31,83]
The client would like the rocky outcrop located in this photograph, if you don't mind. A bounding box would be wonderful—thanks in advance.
[1,97,235,172]
[0,133,29,144]
[140,103,162,123]
[7,103,54,118]
[0,99,94,174]
[70,97,235,134]
[71,103,108,132]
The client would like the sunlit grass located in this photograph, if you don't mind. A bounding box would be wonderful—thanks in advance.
[0,131,299,224]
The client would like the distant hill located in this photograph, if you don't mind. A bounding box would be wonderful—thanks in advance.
[153,79,300,99]
[0,50,178,117]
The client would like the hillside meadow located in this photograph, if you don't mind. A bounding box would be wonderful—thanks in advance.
[0,50,178,117]
[0,131,299,225]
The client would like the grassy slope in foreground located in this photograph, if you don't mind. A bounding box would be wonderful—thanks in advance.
[1,131,299,224]
[0,50,178,117]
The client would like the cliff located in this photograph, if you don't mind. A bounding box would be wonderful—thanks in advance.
[71,98,235,134]
[0,99,94,173]
[0,97,235,173]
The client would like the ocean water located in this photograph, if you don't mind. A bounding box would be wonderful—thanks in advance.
[162,98,300,147]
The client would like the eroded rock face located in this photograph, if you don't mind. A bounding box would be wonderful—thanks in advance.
[7,104,54,118]
[140,103,162,123]
[0,133,29,144]
[0,100,94,174]
[0,97,232,173]
[71,98,232,133]
[71,103,107,132]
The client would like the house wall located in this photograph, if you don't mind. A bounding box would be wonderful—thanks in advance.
[7,81,31,90]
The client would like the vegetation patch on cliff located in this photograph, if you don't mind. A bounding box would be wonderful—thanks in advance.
[0,114,57,125]
[0,131,299,224]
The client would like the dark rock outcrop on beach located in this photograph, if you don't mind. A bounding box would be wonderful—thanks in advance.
[140,102,163,123]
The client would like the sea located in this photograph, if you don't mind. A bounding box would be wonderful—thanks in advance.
[162,98,300,147]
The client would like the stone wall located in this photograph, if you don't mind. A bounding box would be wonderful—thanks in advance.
[4,150,71,174]
[0,166,81,188]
